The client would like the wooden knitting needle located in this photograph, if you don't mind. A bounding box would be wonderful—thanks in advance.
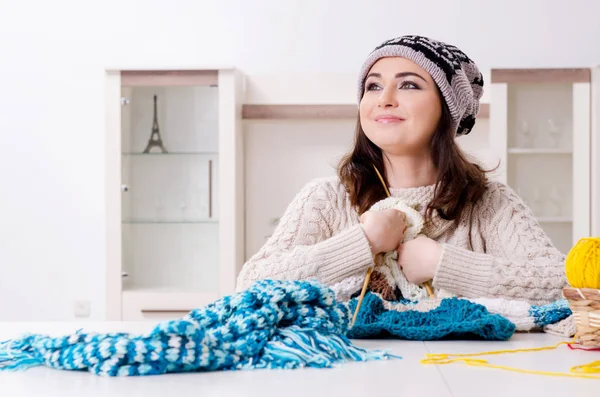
[374,164,391,197]
[351,165,435,327]
[350,266,373,328]
[423,280,435,297]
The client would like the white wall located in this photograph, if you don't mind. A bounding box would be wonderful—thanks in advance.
[1,0,600,321]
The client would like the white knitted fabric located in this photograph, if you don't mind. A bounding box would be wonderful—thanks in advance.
[372,197,440,301]
[369,197,424,240]
[381,296,443,312]
[329,275,365,302]
[330,196,454,302]
[469,297,536,331]
[543,315,576,337]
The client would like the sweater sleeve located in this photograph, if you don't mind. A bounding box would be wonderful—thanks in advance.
[432,182,568,305]
[235,179,374,293]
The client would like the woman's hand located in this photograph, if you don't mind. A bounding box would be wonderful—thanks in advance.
[360,209,406,255]
[397,235,442,284]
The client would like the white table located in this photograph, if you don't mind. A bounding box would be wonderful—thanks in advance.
[0,322,597,396]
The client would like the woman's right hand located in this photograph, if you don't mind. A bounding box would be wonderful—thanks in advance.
[359,209,406,255]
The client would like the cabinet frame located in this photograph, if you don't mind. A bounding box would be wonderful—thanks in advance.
[104,67,245,320]
[592,66,600,237]
[490,68,592,252]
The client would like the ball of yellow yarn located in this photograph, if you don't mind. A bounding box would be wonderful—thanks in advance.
[565,237,600,289]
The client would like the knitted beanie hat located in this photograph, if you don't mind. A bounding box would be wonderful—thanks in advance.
[357,35,484,136]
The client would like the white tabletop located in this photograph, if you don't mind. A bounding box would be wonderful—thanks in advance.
[0,322,597,397]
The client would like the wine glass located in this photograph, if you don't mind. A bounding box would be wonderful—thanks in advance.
[546,186,563,217]
[154,196,165,221]
[519,120,535,148]
[547,119,562,148]
[530,187,544,216]
[179,201,188,221]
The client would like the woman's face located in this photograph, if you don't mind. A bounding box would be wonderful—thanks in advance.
[359,57,442,156]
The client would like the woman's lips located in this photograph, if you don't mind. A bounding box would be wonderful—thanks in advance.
[375,115,405,124]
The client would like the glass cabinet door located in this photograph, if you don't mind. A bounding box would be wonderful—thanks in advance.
[506,82,574,256]
[120,82,220,293]
[491,69,591,255]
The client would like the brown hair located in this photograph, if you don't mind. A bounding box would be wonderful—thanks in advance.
[337,98,492,224]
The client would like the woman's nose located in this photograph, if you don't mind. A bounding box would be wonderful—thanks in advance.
[377,86,398,108]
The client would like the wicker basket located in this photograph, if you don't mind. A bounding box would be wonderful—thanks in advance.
[562,287,600,346]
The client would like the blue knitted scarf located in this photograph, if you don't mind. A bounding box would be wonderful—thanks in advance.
[0,279,570,377]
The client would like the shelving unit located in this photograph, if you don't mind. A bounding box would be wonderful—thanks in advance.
[490,68,591,254]
[105,68,244,321]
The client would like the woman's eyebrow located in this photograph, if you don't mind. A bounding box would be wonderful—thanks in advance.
[366,72,427,83]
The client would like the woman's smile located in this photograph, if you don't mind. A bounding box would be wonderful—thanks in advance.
[375,114,405,124]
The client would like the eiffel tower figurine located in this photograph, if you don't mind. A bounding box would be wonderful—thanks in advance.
[143,95,168,153]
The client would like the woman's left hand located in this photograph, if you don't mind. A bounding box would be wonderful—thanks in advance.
[396,235,442,284]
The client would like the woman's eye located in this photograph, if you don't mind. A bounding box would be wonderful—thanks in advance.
[400,81,419,89]
[366,81,418,91]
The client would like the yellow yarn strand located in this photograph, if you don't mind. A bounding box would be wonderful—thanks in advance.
[565,236,600,289]
[421,340,600,379]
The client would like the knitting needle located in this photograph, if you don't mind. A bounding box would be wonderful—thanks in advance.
[351,164,435,326]
[350,266,373,328]
[424,281,435,298]
[373,164,391,197]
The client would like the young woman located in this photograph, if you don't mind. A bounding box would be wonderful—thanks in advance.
[236,35,567,305]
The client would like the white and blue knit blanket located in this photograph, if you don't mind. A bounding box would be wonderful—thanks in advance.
[0,279,572,377]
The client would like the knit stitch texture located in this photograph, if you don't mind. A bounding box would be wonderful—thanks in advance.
[237,177,568,306]
[0,280,393,376]
[347,293,516,340]
[0,280,572,377]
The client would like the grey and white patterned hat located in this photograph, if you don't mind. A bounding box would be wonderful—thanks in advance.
[357,35,484,136]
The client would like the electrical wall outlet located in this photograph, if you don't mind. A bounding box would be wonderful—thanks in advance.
[73,300,91,318]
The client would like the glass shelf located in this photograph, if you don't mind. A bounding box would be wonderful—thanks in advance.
[122,152,218,156]
[508,148,572,155]
[537,217,572,223]
[122,219,218,224]
[121,285,208,293]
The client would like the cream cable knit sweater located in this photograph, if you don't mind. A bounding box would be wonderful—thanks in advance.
[236,176,568,305]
